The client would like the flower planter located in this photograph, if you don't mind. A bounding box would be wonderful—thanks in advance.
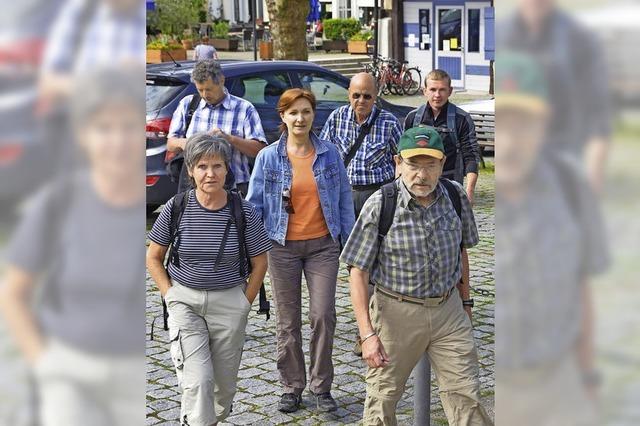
[181,40,193,50]
[259,41,274,60]
[210,38,239,51]
[322,40,347,53]
[347,40,368,54]
[146,48,187,64]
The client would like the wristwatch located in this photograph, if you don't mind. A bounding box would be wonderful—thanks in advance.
[462,299,474,307]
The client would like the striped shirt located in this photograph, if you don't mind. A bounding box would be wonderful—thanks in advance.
[340,179,479,298]
[320,105,402,186]
[148,190,272,290]
[168,91,267,183]
[42,0,145,73]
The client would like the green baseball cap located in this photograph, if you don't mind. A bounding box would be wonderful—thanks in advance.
[398,126,444,160]
[496,52,549,114]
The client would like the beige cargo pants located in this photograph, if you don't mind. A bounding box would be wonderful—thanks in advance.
[165,280,251,426]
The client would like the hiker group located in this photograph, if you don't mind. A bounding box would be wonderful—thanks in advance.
[146,59,492,426]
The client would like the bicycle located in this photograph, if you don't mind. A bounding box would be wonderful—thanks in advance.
[365,55,422,96]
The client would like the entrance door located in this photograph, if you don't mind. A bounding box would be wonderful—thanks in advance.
[436,6,464,87]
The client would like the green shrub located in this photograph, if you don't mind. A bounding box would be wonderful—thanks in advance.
[212,21,230,39]
[349,30,372,41]
[147,35,183,50]
[323,18,361,41]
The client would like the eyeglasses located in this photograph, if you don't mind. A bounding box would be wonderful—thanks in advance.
[282,188,295,214]
[351,92,373,100]
[402,159,441,173]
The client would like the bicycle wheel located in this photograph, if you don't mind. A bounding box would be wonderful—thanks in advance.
[402,68,422,96]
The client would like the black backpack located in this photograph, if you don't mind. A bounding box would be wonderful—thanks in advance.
[377,178,462,246]
[154,189,271,338]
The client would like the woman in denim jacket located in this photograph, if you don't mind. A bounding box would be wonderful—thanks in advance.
[247,88,354,413]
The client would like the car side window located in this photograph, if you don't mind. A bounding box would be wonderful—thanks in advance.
[229,73,290,107]
[297,71,349,109]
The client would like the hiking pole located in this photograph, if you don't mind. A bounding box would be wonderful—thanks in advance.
[413,353,431,425]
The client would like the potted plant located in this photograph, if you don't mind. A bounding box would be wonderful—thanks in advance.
[181,37,194,50]
[146,36,187,63]
[210,21,238,51]
[348,30,372,54]
[322,18,361,53]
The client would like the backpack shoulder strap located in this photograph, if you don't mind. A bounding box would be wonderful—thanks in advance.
[166,190,190,267]
[439,178,462,220]
[185,93,201,132]
[377,181,399,242]
[228,191,250,276]
[412,104,427,128]
[446,102,459,146]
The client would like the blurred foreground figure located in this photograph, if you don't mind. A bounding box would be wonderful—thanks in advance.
[494,52,608,426]
[0,69,145,426]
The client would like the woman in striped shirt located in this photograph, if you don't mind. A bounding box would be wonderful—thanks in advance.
[146,134,271,426]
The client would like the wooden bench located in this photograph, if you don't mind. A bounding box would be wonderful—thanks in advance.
[469,111,494,168]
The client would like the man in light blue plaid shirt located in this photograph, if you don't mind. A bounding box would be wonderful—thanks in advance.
[167,60,267,194]
[320,73,402,217]
[342,127,491,425]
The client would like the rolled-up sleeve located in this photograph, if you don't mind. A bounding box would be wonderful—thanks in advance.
[452,181,479,248]
[167,96,190,138]
[243,104,267,144]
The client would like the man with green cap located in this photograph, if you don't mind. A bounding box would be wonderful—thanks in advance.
[341,126,492,425]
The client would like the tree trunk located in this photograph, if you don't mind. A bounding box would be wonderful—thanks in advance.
[265,0,309,60]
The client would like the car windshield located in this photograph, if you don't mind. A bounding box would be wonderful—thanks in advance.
[146,77,186,112]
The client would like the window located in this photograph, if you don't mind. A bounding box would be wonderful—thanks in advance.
[229,73,290,107]
[419,9,431,50]
[468,9,480,53]
[438,9,462,52]
[297,71,349,109]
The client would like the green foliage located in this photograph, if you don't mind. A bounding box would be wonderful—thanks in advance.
[212,21,230,39]
[146,35,183,50]
[323,18,361,41]
[349,30,372,41]
[147,0,200,35]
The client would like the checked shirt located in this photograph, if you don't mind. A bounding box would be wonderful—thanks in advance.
[340,179,479,298]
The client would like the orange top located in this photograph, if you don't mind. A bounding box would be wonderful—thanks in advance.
[286,148,330,241]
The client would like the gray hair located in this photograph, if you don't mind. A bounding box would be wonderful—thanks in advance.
[191,59,224,84]
[184,133,232,171]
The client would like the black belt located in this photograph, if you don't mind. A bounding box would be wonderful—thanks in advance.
[352,179,394,191]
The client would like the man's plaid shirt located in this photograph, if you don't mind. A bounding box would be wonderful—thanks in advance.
[168,91,266,184]
[320,105,402,186]
[340,179,479,298]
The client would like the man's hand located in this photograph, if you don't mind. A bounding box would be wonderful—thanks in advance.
[466,187,475,206]
[362,335,390,369]
[209,127,226,139]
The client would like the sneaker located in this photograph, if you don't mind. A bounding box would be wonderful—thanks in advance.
[278,393,302,413]
[314,392,338,412]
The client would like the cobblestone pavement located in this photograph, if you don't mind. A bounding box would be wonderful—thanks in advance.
[146,166,495,425]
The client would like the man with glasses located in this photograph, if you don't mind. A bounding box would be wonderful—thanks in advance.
[320,72,402,217]
[405,69,480,204]
[341,126,492,425]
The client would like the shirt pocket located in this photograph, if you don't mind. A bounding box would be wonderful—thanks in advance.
[322,163,340,187]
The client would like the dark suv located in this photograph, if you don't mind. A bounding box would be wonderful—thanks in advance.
[146,60,413,212]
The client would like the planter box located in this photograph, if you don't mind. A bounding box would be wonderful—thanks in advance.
[210,38,239,51]
[322,40,347,53]
[259,41,274,60]
[348,40,368,54]
[181,40,193,50]
[146,49,187,64]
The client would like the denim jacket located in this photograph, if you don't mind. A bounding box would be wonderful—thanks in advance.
[246,132,355,246]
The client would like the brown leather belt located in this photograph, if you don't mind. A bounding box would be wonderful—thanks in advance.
[374,285,455,307]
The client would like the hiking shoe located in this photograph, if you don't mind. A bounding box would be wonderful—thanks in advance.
[278,393,302,413]
[314,392,338,412]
